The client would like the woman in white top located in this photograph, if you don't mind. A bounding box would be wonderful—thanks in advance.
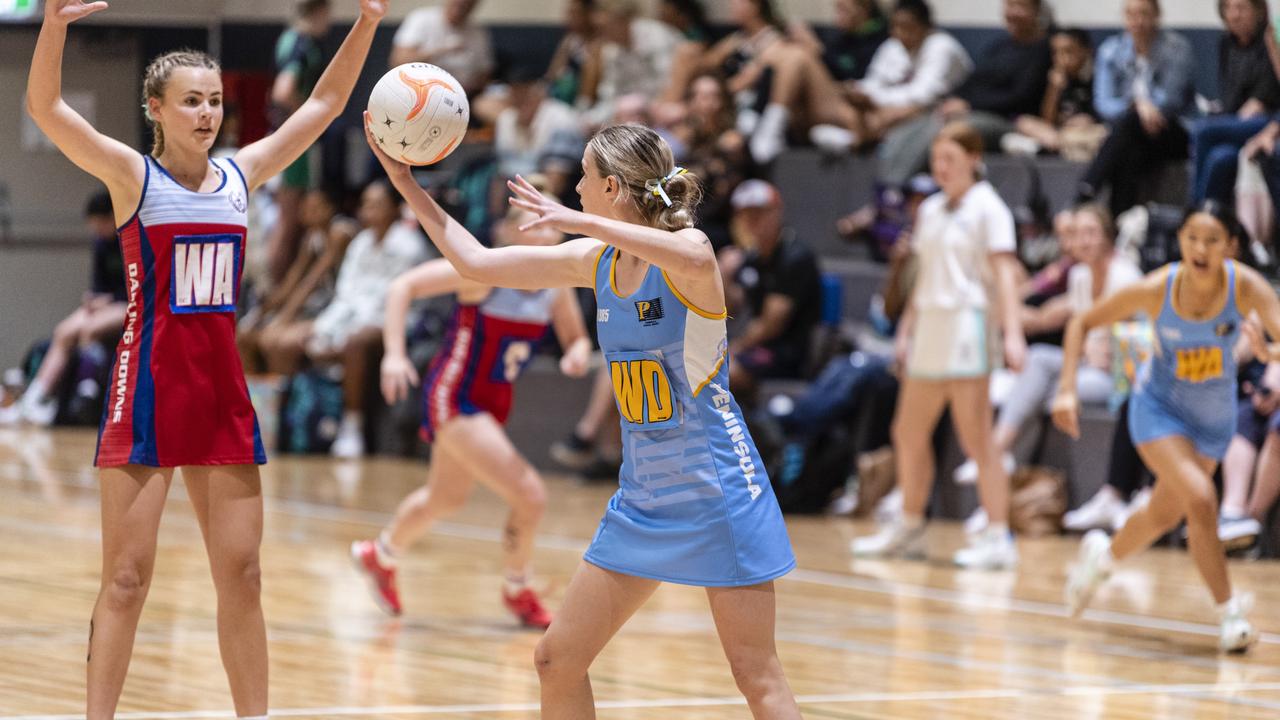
[953,204,1144,486]
[853,121,1026,569]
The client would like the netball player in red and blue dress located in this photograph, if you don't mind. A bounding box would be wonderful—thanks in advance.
[26,0,389,716]
[351,200,592,628]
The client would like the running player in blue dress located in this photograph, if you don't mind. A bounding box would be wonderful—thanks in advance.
[365,119,800,718]
[1053,201,1280,652]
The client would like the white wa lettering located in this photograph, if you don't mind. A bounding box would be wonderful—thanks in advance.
[174,242,235,307]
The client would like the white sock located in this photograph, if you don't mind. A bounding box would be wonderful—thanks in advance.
[503,568,531,595]
[375,530,400,567]
[987,522,1010,537]
[339,410,362,435]
[750,103,790,164]
[21,379,48,408]
[901,513,925,530]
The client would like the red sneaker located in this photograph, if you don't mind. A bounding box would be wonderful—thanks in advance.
[503,587,553,629]
[350,540,402,616]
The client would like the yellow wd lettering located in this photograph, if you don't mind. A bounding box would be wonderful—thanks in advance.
[610,359,675,425]
[1175,347,1223,383]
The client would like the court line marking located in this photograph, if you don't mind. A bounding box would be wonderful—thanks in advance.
[9,682,1280,719]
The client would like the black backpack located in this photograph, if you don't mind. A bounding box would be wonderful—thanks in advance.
[277,369,344,454]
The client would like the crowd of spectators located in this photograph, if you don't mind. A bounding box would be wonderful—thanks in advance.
[8,0,1280,549]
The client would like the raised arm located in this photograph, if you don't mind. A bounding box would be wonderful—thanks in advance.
[235,0,387,190]
[26,0,145,209]
[1053,272,1164,437]
[380,258,473,403]
[365,115,603,289]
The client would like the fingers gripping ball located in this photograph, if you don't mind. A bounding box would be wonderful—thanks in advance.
[367,63,470,166]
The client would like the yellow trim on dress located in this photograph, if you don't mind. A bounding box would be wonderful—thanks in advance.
[692,349,727,398]
[609,249,623,297]
[592,244,608,288]
[661,269,728,320]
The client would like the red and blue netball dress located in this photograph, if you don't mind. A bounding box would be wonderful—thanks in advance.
[95,155,266,468]
[420,287,556,441]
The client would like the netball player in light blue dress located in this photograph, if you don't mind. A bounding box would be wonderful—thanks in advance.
[365,119,800,718]
[1053,201,1280,652]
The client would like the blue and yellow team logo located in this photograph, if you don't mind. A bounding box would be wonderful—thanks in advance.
[1175,346,1223,383]
[608,351,679,430]
[635,297,665,326]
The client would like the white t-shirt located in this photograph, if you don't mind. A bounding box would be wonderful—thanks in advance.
[495,99,583,177]
[911,181,1016,312]
[310,221,429,350]
[1068,252,1143,368]
[587,18,680,125]
[858,31,973,109]
[393,6,494,90]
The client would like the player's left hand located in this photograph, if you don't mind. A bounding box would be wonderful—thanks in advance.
[508,175,588,236]
[359,0,388,21]
[560,343,592,378]
[1243,315,1269,361]
[1051,390,1080,439]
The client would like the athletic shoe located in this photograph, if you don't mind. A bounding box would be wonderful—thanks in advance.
[503,587,553,629]
[809,124,857,155]
[1000,132,1042,157]
[953,526,1018,569]
[1066,529,1113,617]
[1217,593,1259,653]
[1113,487,1151,532]
[549,432,595,471]
[874,487,903,524]
[850,521,926,559]
[331,424,365,459]
[1218,516,1262,551]
[22,395,58,427]
[952,453,1016,485]
[1063,486,1127,532]
[350,540,402,616]
[964,507,989,537]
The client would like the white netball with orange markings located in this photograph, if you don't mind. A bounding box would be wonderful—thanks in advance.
[367,63,470,166]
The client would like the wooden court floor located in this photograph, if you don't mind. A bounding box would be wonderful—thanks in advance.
[4,428,1280,719]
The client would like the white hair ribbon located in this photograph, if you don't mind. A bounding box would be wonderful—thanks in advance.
[645,167,688,207]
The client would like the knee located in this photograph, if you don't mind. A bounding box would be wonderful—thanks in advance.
[726,652,784,701]
[102,560,151,613]
[53,316,81,345]
[215,549,263,600]
[516,472,548,517]
[1183,484,1219,525]
[534,637,586,685]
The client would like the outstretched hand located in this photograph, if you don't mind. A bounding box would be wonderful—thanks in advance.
[363,111,412,182]
[507,175,587,235]
[46,0,109,25]
[359,0,389,21]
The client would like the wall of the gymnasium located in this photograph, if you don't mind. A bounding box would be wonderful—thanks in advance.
[28,0,1230,28]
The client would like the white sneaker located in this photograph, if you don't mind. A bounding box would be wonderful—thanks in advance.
[809,124,857,154]
[0,403,20,426]
[1066,529,1113,617]
[1000,132,1042,157]
[1063,486,1127,532]
[331,422,365,459]
[1218,516,1262,551]
[964,507,989,536]
[953,526,1017,569]
[1113,487,1151,532]
[851,521,926,559]
[952,453,1015,485]
[749,104,790,164]
[1217,593,1259,653]
[874,487,903,524]
[22,396,57,427]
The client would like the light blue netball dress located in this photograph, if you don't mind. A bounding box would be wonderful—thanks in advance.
[1129,261,1242,459]
[582,246,796,586]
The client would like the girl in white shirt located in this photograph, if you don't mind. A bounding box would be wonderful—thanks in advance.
[853,121,1026,569]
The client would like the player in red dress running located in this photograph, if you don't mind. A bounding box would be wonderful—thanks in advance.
[352,197,591,628]
[25,0,388,717]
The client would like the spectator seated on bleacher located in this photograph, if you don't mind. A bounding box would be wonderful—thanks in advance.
[1,192,127,427]
[819,0,890,88]
[953,205,1142,485]
[874,0,1051,187]
[1076,0,1196,219]
[239,187,358,375]
[651,0,715,123]
[493,67,584,180]
[391,0,494,98]
[545,0,603,111]
[1006,27,1106,162]
[582,0,681,129]
[1191,0,1280,206]
[719,180,823,405]
[1218,357,1280,550]
[264,181,429,458]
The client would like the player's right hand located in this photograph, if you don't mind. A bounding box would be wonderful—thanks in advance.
[1051,390,1080,439]
[363,111,412,183]
[46,0,109,25]
[380,353,419,404]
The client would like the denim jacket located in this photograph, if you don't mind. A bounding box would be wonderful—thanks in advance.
[1094,29,1196,123]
